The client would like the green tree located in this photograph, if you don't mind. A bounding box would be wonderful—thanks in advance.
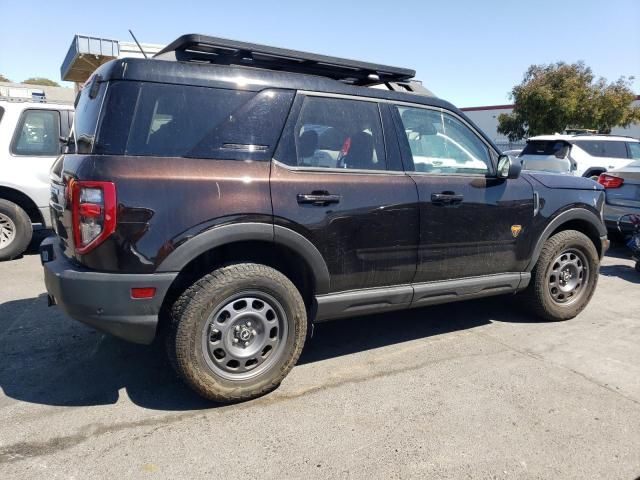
[0,74,10,82]
[498,62,640,140]
[22,77,60,87]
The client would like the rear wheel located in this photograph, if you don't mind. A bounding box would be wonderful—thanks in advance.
[166,263,307,402]
[522,230,599,321]
[0,199,32,261]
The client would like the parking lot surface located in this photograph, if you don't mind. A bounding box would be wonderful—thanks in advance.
[1,246,639,479]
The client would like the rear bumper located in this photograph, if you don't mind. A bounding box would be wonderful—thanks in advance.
[40,237,177,344]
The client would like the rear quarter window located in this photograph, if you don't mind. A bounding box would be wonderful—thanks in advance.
[572,140,628,158]
[628,142,640,160]
[521,140,570,158]
[95,82,294,161]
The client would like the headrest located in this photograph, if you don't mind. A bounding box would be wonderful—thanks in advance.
[298,130,318,158]
[401,109,437,135]
[318,127,344,150]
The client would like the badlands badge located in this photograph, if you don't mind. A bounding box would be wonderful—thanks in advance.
[511,225,523,238]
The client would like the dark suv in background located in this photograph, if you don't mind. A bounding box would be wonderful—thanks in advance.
[41,34,608,402]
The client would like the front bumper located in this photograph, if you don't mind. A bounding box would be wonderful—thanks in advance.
[40,237,177,344]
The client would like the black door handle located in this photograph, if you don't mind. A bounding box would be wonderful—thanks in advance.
[297,192,341,206]
[431,192,464,206]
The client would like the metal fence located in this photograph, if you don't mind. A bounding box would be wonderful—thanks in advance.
[494,141,526,153]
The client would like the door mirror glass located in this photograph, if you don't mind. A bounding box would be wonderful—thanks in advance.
[498,154,522,179]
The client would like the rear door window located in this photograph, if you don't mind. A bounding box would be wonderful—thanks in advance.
[10,109,61,156]
[285,95,387,171]
[573,140,628,158]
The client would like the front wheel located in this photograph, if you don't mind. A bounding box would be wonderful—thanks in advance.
[166,263,307,402]
[522,230,599,321]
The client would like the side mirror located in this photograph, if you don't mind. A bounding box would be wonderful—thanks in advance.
[59,136,75,154]
[497,154,522,179]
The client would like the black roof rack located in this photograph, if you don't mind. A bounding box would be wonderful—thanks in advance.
[154,34,415,87]
[570,132,638,139]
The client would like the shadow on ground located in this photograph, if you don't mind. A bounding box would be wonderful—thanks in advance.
[0,292,537,412]
[1,241,633,411]
[600,244,640,284]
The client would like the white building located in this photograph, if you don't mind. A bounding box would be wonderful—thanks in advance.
[462,97,640,150]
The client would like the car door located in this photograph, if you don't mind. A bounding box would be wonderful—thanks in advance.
[271,93,419,294]
[390,104,534,284]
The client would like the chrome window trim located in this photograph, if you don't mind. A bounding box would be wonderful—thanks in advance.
[272,158,408,176]
[297,90,499,159]
[408,171,491,178]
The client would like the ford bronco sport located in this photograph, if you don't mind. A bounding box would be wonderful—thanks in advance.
[41,34,609,402]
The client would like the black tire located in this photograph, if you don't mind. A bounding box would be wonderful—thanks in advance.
[521,230,599,321]
[635,261,640,273]
[166,263,307,402]
[0,199,33,261]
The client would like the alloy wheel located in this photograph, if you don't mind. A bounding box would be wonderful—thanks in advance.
[0,213,16,250]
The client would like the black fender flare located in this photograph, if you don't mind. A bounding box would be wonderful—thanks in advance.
[525,208,606,271]
[157,222,331,294]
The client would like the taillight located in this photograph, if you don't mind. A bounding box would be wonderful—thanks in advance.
[597,173,624,189]
[71,180,116,254]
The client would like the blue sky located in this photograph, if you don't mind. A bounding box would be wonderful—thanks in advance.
[1,0,638,107]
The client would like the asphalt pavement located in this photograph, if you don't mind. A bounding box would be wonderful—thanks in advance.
[1,244,639,479]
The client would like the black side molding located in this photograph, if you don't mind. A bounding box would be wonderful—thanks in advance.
[315,272,530,322]
[157,222,331,294]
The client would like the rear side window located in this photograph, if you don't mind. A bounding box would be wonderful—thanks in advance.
[0,107,4,125]
[521,140,570,158]
[11,109,61,156]
[95,82,294,161]
[286,96,386,170]
[573,140,628,158]
[628,142,640,160]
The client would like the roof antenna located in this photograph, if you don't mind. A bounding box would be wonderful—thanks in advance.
[128,29,148,59]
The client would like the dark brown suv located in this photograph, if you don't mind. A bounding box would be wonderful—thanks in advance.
[41,34,609,402]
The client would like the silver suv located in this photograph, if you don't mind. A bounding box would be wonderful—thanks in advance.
[519,134,640,178]
[0,93,73,260]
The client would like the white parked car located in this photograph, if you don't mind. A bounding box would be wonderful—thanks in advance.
[518,134,640,178]
[0,96,74,260]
